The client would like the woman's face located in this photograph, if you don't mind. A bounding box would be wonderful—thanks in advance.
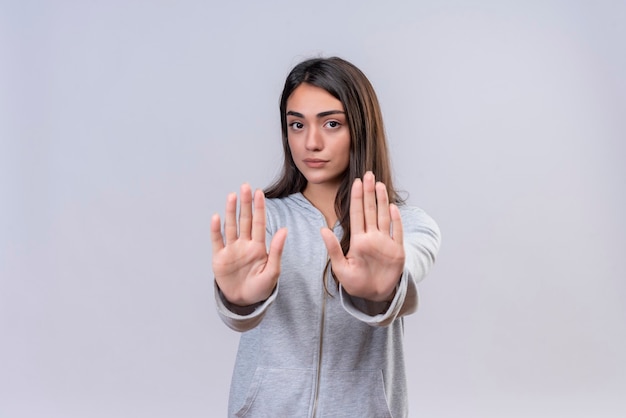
[285,83,351,191]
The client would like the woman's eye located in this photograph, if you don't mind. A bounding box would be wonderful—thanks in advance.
[325,121,340,128]
[289,122,304,130]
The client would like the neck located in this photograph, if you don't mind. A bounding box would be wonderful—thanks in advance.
[302,183,339,227]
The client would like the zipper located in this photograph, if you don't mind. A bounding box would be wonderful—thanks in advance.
[311,257,329,417]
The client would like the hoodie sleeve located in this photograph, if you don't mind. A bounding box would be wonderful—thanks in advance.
[339,205,441,327]
[214,281,278,332]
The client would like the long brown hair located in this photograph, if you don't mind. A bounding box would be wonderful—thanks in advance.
[265,56,403,265]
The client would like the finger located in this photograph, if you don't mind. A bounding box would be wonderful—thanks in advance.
[320,227,345,269]
[224,192,238,244]
[251,189,267,243]
[264,227,288,277]
[362,171,378,231]
[389,203,404,244]
[238,183,253,240]
[376,181,391,234]
[349,178,365,234]
[210,213,225,254]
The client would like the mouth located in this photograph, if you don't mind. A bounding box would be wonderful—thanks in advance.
[303,158,328,168]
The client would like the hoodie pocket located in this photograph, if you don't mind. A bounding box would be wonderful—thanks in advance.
[318,369,393,418]
[234,367,314,418]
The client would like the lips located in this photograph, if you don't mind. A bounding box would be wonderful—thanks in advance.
[303,158,328,168]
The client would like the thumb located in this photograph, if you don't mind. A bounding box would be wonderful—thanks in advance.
[320,227,344,266]
[265,227,288,276]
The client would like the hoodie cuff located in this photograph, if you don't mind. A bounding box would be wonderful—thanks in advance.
[339,271,416,327]
[214,281,277,332]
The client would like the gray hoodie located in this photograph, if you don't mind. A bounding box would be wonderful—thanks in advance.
[215,193,441,417]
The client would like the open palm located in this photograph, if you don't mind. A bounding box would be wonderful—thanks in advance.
[321,172,405,302]
[211,184,287,306]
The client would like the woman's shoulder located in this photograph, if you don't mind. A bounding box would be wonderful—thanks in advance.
[397,204,440,236]
[265,193,301,210]
[265,193,318,218]
[397,203,431,218]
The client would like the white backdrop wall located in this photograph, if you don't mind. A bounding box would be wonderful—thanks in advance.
[1,1,625,417]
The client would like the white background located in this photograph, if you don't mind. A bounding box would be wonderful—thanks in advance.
[2,0,625,417]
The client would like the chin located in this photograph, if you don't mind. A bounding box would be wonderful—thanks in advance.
[304,175,343,187]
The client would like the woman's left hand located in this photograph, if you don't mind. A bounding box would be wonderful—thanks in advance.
[320,171,405,302]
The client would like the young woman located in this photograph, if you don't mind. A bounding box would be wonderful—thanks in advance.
[211,57,441,417]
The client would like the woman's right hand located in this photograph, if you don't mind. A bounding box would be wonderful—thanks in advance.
[211,184,287,307]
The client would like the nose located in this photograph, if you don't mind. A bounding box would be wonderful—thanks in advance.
[305,125,323,151]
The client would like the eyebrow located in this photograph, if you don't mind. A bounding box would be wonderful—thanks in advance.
[286,110,345,118]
